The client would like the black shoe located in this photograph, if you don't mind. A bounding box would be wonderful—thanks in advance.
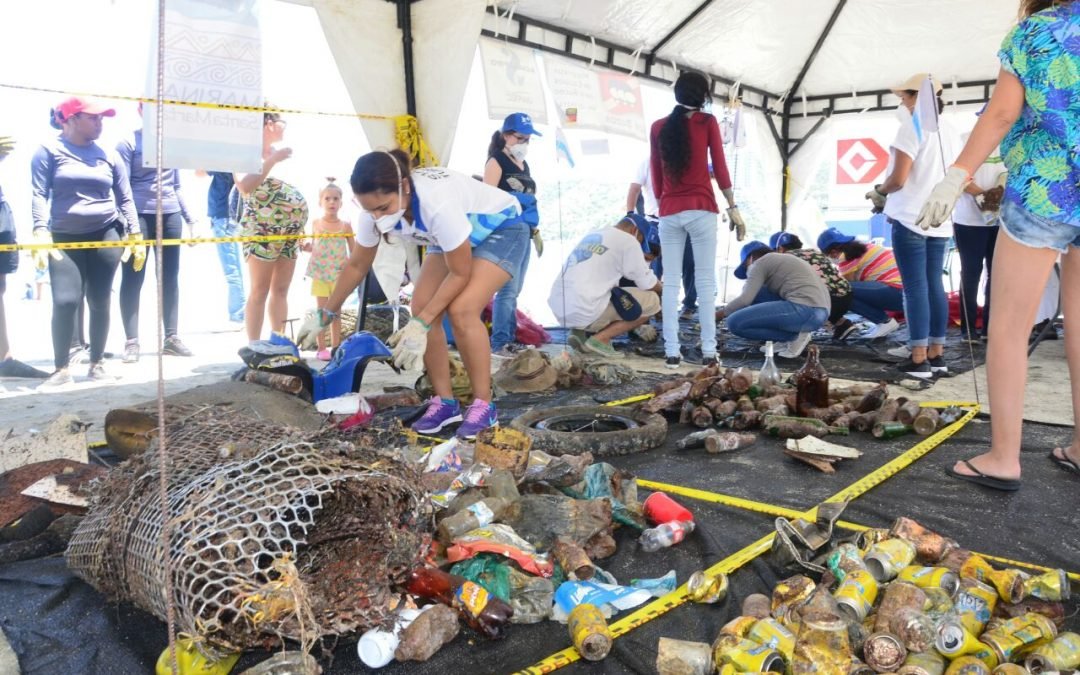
[665,356,682,369]
[897,358,932,379]
[162,336,193,357]
[928,355,948,375]
[701,355,719,367]
[833,319,859,341]
[122,339,140,364]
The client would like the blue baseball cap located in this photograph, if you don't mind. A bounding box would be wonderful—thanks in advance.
[768,231,799,250]
[734,240,771,280]
[502,112,543,137]
[621,213,657,254]
[816,227,856,253]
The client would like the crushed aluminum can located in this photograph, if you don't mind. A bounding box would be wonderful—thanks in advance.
[897,565,961,597]
[1024,630,1080,674]
[656,637,713,675]
[686,570,729,604]
[979,612,1058,666]
[897,649,946,675]
[833,569,879,622]
[959,555,1025,604]
[771,575,816,627]
[1020,568,1071,602]
[827,542,868,583]
[857,528,891,552]
[720,616,758,638]
[873,582,925,635]
[711,633,785,673]
[862,632,906,673]
[864,538,917,582]
[944,656,993,675]
[791,615,852,675]
[746,618,796,665]
[890,517,959,564]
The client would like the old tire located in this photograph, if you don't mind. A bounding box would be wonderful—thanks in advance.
[509,405,667,457]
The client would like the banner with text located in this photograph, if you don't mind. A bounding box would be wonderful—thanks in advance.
[545,55,645,139]
[478,39,548,125]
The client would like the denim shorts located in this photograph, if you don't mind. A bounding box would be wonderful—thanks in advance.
[428,221,531,279]
[1001,200,1080,253]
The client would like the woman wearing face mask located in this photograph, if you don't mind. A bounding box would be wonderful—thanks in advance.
[309,149,525,440]
[650,71,745,369]
[867,74,962,379]
[484,112,541,356]
[30,97,139,388]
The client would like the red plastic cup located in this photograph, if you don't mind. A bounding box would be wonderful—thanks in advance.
[643,492,693,525]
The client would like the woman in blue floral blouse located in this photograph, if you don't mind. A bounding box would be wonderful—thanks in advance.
[918,0,1079,490]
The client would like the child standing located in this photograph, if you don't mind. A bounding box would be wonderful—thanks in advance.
[305,178,353,360]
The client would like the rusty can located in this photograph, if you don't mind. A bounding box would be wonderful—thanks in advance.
[834,569,879,622]
[897,650,946,675]
[848,658,875,675]
[828,542,869,582]
[858,528,892,552]
[863,632,907,673]
[865,538,918,582]
[712,633,785,673]
[959,555,1025,604]
[746,618,796,664]
[897,566,961,597]
[568,603,612,661]
[656,637,713,675]
[912,408,940,436]
[720,615,759,638]
[994,598,1066,629]
[743,593,773,619]
[552,537,595,580]
[936,622,1000,666]
[979,612,1058,666]
[890,518,959,564]
[772,575,816,625]
[954,578,1000,635]
[1020,569,1071,602]
[944,656,993,675]
[874,582,925,634]
[1024,630,1080,673]
[687,570,729,604]
[792,615,852,675]
[989,665,1028,675]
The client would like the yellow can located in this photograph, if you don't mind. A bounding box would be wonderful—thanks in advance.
[864,538,917,582]
[959,555,1024,604]
[953,579,999,635]
[897,565,961,597]
[156,638,240,675]
[713,633,785,673]
[1025,631,1080,673]
[792,617,852,675]
[979,612,1057,666]
[687,570,729,604]
[721,616,759,638]
[897,649,946,675]
[944,656,992,675]
[1020,569,1070,602]
[747,618,796,663]
[991,665,1029,675]
[568,603,613,662]
[935,622,999,667]
[834,569,879,622]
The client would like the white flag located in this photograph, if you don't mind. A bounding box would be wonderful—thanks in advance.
[911,75,939,144]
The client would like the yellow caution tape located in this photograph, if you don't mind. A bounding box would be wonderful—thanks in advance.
[603,393,654,407]
[0,82,392,121]
[0,231,352,253]
[394,114,439,168]
[517,402,980,673]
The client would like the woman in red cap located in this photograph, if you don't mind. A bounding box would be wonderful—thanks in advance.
[31,96,139,388]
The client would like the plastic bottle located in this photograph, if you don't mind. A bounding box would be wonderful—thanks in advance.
[794,345,829,416]
[759,341,782,388]
[403,567,514,639]
[356,607,427,669]
[639,520,695,552]
[437,497,511,543]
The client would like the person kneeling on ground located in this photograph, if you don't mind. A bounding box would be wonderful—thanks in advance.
[769,231,855,340]
[548,213,661,359]
[716,241,830,358]
[818,227,903,340]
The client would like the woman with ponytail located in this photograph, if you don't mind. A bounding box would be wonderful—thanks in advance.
[649,72,744,369]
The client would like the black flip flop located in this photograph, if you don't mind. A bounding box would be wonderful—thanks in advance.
[945,460,1021,491]
[1049,448,1080,474]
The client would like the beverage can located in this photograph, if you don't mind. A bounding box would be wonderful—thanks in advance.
[656,637,713,675]
[1020,568,1071,602]
[944,656,993,675]
[959,555,1025,604]
[834,569,879,622]
[935,622,999,666]
[954,578,999,635]
[990,665,1028,675]
[897,565,960,597]
[720,615,758,638]
[862,632,907,672]
[746,617,796,663]
[713,633,784,673]
[979,612,1057,666]
[897,649,946,675]
[864,538,917,581]
[568,603,612,661]
[1025,630,1080,673]
[687,570,729,604]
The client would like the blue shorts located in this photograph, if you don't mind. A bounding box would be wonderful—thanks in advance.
[1001,200,1080,253]
[428,221,530,279]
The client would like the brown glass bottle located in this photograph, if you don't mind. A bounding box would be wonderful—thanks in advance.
[403,567,514,639]
[794,345,829,416]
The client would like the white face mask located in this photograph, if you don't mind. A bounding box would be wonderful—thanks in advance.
[509,143,528,161]
[372,181,405,234]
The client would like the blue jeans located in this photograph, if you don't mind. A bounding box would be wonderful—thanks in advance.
[726,288,828,342]
[953,223,998,336]
[211,216,245,321]
[648,238,697,312]
[849,281,904,324]
[891,221,948,348]
[660,210,717,357]
[489,224,532,350]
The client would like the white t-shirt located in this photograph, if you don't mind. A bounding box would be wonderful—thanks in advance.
[633,157,659,217]
[954,157,1007,227]
[354,167,520,250]
[548,226,659,328]
[883,113,961,238]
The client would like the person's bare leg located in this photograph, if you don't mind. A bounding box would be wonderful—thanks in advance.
[1053,248,1080,466]
[911,345,928,364]
[315,296,329,351]
[0,275,10,361]
[593,315,650,344]
[448,259,511,401]
[928,344,944,359]
[412,255,453,399]
[330,316,342,349]
[267,257,297,334]
[954,233,1057,480]
[245,257,273,342]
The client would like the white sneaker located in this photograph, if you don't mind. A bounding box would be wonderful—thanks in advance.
[887,344,912,359]
[862,318,899,339]
[778,332,812,358]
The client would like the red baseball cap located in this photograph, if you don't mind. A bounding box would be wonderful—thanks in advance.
[56,96,116,120]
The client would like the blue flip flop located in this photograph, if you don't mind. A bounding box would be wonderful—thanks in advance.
[945,460,1021,492]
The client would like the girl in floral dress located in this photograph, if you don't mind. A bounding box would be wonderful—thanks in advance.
[305,179,353,360]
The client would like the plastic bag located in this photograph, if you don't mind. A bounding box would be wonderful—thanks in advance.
[630,570,678,598]
[445,523,554,577]
[430,463,490,509]
[449,553,511,601]
[508,568,553,624]
[551,579,653,623]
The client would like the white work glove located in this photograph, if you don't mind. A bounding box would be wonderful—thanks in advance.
[531,229,543,257]
[916,166,971,231]
[633,324,658,342]
[119,233,147,272]
[386,317,430,371]
[299,308,337,340]
[727,206,746,242]
[865,185,887,213]
[31,228,63,271]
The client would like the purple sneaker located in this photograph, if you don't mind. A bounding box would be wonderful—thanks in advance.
[456,398,498,440]
[411,396,463,434]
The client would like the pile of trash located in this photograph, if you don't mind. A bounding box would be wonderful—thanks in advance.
[654,515,1077,675]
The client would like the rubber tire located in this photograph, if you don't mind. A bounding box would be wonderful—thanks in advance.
[509,405,667,457]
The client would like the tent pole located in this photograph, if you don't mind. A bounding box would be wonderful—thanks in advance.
[395,0,418,117]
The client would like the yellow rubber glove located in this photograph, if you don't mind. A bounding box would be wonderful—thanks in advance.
[120,233,147,272]
[531,228,544,257]
[31,228,62,271]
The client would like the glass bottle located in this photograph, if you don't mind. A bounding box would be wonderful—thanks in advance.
[794,345,829,416]
[403,567,514,639]
[759,341,782,388]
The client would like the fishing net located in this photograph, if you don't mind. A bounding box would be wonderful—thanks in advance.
[66,404,431,654]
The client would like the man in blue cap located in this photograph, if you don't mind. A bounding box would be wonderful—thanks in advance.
[716,240,830,358]
[548,213,661,359]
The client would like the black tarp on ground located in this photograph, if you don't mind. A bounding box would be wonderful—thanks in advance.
[1,406,1077,673]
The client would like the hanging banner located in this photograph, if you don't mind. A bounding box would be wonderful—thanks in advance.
[545,56,645,138]
[478,39,547,124]
[143,0,263,173]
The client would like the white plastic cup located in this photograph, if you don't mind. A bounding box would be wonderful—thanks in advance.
[356,607,425,668]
